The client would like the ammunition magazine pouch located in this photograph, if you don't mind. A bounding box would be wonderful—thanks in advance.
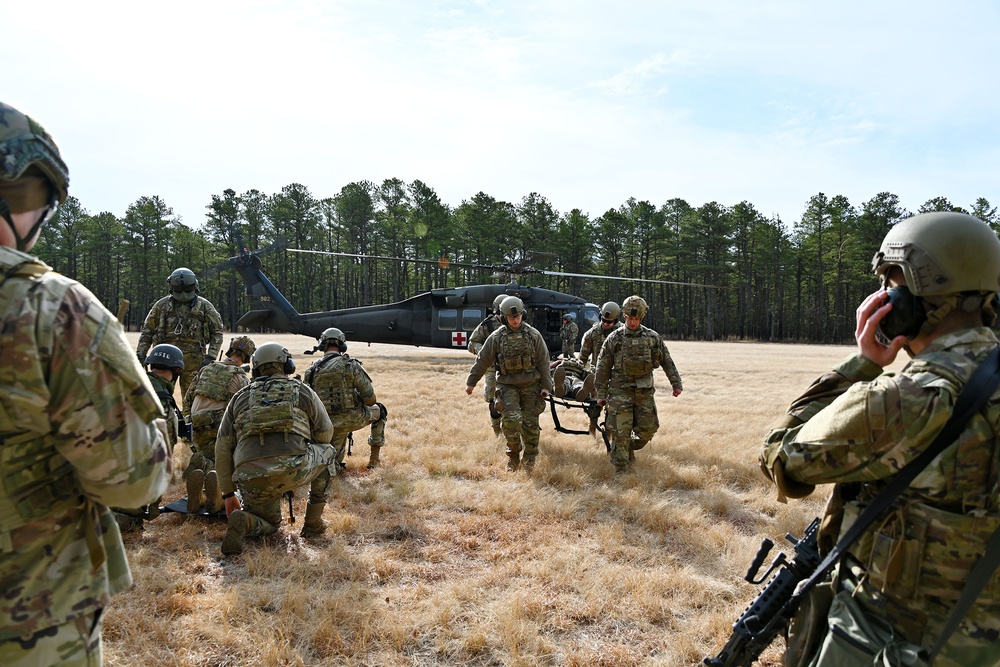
[190,408,224,431]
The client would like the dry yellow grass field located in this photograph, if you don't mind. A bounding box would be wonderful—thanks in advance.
[107,334,895,666]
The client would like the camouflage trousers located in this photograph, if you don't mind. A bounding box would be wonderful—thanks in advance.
[496,381,545,458]
[185,426,219,476]
[331,405,385,465]
[605,386,659,470]
[482,370,501,433]
[561,341,575,359]
[0,610,102,667]
[233,445,337,528]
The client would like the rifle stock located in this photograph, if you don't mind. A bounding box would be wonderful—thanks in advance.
[703,518,821,667]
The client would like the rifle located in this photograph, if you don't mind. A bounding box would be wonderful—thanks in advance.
[704,518,821,667]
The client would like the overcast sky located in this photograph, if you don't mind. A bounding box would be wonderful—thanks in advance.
[5,1,998,230]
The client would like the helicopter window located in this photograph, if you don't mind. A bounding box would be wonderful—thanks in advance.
[463,309,483,331]
[581,307,600,329]
[438,309,458,330]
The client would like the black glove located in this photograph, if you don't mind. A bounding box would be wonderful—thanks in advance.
[201,354,214,368]
[375,402,388,421]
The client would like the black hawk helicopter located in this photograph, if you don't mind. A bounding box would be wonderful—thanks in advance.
[215,245,723,356]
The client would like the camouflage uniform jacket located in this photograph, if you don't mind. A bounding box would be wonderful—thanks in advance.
[594,325,682,399]
[579,321,620,368]
[466,322,553,391]
[182,359,249,427]
[468,315,500,355]
[761,327,1000,651]
[215,375,334,496]
[560,319,578,346]
[0,247,169,641]
[304,352,375,426]
[136,294,223,361]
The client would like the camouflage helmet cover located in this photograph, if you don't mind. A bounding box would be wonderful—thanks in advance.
[871,212,1000,296]
[500,296,526,317]
[226,335,256,359]
[146,343,185,370]
[622,295,648,319]
[601,301,622,320]
[0,101,70,211]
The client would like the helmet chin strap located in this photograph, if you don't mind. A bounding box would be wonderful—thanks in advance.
[0,197,53,252]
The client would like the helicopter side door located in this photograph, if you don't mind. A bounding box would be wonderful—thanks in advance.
[433,306,487,349]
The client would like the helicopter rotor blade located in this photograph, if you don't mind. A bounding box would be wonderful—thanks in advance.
[537,269,729,290]
[287,248,512,273]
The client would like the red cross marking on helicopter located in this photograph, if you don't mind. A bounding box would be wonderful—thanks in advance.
[452,331,468,347]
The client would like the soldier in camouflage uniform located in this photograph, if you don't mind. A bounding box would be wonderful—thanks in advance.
[304,328,387,470]
[0,101,170,667]
[113,343,185,532]
[761,212,1000,667]
[560,312,579,359]
[579,301,622,368]
[468,294,506,435]
[559,313,580,359]
[215,342,335,555]
[466,296,553,472]
[595,295,683,473]
[182,335,255,513]
[136,266,224,398]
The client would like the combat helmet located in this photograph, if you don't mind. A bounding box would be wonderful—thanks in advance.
[600,301,621,321]
[0,101,70,251]
[226,335,256,360]
[492,294,506,313]
[622,295,648,319]
[872,212,1000,296]
[500,296,526,318]
[146,344,185,371]
[318,327,347,352]
[562,312,576,321]
[168,267,199,303]
[252,342,294,375]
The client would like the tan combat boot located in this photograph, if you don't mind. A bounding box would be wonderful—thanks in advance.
[204,470,222,513]
[506,453,520,472]
[553,366,567,397]
[186,469,205,514]
[221,510,252,555]
[367,446,381,469]
[522,456,536,473]
[301,503,327,537]
[576,373,596,401]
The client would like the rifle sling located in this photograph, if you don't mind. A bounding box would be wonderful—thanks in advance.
[791,345,1000,624]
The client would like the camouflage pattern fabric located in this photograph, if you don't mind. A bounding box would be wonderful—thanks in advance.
[761,327,1000,666]
[579,320,620,368]
[233,445,337,528]
[0,246,169,643]
[468,316,499,402]
[467,323,552,459]
[496,381,546,458]
[595,324,682,470]
[304,351,384,464]
[215,374,334,498]
[0,610,101,667]
[183,360,249,465]
[560,319,578,359]
[135,294,224,396]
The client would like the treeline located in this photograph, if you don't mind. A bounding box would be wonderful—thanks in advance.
[33,180,999,343]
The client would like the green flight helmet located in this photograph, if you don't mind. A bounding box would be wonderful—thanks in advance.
[500,296,526,317]
[0,101,70,251]
[146,344,185,371]
[601,301,621,321]
[319,327,347,352]
[622,295,648,319]
[871,212,1000,296]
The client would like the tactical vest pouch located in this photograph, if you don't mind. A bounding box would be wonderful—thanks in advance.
[807,587,924,667]
[234,378,312,443]
[499,331,534,375]
[190,408,224,431]
[848,500,1000,605]
[310,356,357,413]
[196,363,242,402]
[622,337,654,378]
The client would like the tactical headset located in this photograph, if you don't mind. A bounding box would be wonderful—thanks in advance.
[878,286,926,340]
